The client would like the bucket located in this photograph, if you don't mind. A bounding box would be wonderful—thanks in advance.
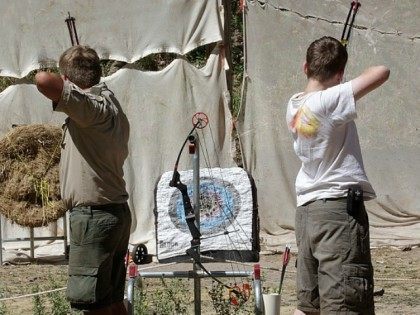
[262,293,281,315]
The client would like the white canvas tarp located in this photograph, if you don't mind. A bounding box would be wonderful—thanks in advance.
[238,0,420,248]
[0,49,234,255]
[105,51,234,250]
[0,83,66,135]
[0,0,223,78]
[0,0,233,258]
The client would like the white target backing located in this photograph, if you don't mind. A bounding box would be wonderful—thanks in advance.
[156,167,255,260]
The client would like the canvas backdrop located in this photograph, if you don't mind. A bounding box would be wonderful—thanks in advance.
[0,0,234,258]
[0,0,223,78]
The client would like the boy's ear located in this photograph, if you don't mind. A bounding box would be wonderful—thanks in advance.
[303,62,308,75]
[337,70,344,83]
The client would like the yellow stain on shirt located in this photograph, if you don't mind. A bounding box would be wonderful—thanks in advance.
[290,105,320,138]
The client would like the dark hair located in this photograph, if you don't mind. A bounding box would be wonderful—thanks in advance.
[306,36,348,82]
[59,45,102,89]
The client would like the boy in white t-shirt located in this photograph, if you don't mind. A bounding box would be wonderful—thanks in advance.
[286,36,389,314]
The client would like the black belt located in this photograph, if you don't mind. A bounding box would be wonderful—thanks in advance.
[90,203,127,210]
[321,197,347,202]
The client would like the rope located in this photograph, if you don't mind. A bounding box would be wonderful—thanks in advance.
[1,268,418,302]
[200,254,420,283]
[0,287,66,302]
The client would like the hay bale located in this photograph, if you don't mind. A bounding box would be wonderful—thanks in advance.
[0,124,66,227]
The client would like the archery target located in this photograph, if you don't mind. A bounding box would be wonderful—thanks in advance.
[168,177,241,235]
[156,167,255,260]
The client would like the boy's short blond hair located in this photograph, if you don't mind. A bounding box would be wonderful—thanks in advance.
[59,45,101,89]
[306,36,348,82]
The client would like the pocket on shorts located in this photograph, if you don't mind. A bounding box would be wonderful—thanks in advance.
[67,266,99,304]
[70,211,119,246]
[295,207,304,246]
[343,264,374,312]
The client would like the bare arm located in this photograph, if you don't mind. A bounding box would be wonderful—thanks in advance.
[35,71,64,103]
[351,66,390,101]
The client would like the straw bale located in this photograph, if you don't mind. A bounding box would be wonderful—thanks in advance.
[0,124,66,227]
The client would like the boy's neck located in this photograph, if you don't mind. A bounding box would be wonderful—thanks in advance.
[304,77,341,94]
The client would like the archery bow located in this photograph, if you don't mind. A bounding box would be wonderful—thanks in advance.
[169,112,208,246]
[65,12,80,46]
[169,112,244,296]
[341,1,361,48]
[196,116,258,304]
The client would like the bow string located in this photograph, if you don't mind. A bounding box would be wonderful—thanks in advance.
[169,112,253,304]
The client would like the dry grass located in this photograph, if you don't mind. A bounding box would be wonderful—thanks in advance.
[0,124,65,227]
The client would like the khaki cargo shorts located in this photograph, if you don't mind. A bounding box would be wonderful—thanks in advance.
[67,203,131,311]
[295,198,374,314]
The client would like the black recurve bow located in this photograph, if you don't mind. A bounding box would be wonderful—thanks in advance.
[169,112,242,294]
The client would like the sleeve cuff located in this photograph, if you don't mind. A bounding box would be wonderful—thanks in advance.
[54,80,71,112]
[346,81,357,119]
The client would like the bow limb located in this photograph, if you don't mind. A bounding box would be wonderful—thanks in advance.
[169,169,201,241]
[186,246,242,296]
[169,113,246,300]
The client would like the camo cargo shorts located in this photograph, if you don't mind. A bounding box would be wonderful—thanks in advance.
[66,203,131,311]
[295,198,375,314]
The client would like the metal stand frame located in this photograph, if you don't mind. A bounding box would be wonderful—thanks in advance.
[125,132,263,314]
[0,212,68,265]
[126,269,260,315]
[192,132,202,314]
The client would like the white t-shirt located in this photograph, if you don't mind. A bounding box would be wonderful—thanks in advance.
[286,81,376,207]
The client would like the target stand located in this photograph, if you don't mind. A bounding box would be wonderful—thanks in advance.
[126,114,261,315]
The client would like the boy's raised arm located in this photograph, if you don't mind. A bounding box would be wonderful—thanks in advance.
[35,71,64,103]
[351,65,390,101]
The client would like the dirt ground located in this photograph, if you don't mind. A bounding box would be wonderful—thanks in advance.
[0,246,419,314]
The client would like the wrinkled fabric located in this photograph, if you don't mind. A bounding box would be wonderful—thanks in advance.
[0,0,223,78]
[0,50,233,254]
[0,83,65,136]
[105,51,234,249]
[0,0,230,259]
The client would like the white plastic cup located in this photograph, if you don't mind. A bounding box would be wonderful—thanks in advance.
[262,293,281,315]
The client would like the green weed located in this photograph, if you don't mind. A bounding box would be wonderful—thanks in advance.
[0,287,6,315]
[208,282,254,315]
[46,277,71,315]
[0,296,6,315]
[134,278,190,314]
[32,284,46,315]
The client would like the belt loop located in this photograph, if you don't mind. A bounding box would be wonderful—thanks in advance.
[88,206,93,217]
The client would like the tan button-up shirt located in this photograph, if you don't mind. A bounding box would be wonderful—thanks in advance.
[55,81,129,209]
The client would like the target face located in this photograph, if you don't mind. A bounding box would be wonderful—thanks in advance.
[156,167,253,260]
[168,177,240,235]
